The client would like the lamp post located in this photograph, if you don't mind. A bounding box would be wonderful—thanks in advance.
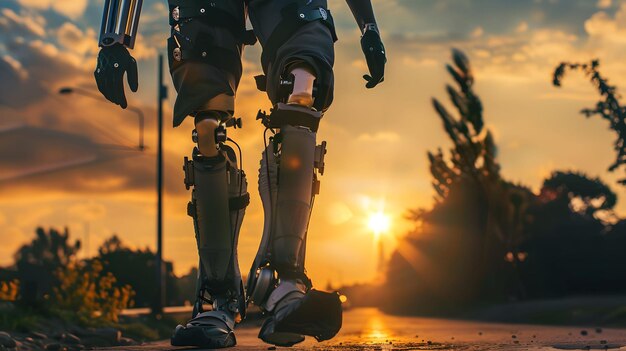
[154,54,168,315]
[59,65,167,313]
[58,87,145,151]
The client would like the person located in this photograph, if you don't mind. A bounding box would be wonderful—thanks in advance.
[94,0,386,347]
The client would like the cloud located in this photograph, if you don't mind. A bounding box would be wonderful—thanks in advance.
[516,21,529,33]
[0,37,88,106]
[470,26,484,38]
[57,22,96,55]
[67,201,107,221]
[17,0,88,19]
[0,8,46,37]
[357,131,401,142]
[585,3,626,45]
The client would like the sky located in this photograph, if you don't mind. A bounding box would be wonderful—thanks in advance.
[2,0,626,287]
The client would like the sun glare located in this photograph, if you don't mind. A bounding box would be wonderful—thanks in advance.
[368,211,391,235]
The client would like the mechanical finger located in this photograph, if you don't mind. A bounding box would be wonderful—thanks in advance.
[127,58,138,92]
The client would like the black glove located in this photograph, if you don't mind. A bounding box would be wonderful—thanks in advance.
[94,43,138,109]
[360,25,386,89]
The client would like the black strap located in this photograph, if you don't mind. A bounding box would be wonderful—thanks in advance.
[168,0,256,46]
[169,31,242,74]
[254,74,267,92]
[229,193,250,211]
[267,103,322,132]
[261,4,337,67]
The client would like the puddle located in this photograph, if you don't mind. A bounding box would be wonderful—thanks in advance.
[551,344,626,350]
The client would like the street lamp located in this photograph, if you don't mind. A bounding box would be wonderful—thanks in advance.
[59,55,167,314]
[58,87,145,151]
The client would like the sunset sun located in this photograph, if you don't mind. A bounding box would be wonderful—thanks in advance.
[368,211,391,236]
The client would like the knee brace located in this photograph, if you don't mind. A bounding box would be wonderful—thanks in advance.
[184,115,249,318]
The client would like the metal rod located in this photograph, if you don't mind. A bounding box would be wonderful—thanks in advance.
[154,53,166,314]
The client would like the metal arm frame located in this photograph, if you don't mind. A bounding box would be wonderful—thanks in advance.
[99,0,144,48]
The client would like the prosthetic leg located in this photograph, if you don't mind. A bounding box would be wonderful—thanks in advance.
[171,112,249,349]
[247,66,342,347]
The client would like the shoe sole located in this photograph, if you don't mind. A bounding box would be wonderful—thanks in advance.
[171,327,236,348]
[259,318,305,347]
[274,290,343,342]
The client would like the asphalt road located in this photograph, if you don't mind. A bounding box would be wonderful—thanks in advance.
[99,308,626,350]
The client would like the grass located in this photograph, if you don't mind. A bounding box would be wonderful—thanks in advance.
[0,301,178,342]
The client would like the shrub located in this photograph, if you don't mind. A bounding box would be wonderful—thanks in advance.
[0,280,19,301]
[52,259,134,324]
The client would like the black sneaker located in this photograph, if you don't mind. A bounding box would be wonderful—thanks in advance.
[171,310,237,349]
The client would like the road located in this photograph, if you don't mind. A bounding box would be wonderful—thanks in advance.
[100,308,626,350]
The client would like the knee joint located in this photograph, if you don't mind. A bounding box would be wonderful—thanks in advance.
[194,117,221,157]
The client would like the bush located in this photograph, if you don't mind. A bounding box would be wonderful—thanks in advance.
[52,259,134,324]
[0,280,19,301]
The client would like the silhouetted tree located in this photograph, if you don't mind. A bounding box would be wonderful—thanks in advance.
[14,227,81,302]
[542,171,616,219]
[383,51,626,316]
[553,60,626,185]
[384,50,533,314]
[94,236,181,307]
[520,170,625,297]
[14,227,80,268]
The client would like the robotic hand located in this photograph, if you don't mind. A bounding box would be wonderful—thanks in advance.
[94,43,138,109]
[360,23,386,89]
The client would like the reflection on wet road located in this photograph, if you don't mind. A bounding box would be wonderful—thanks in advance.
[101,307,626,350]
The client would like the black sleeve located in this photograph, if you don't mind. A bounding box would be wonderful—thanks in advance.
[345,0,377,32]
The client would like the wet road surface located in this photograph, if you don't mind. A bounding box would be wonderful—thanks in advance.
[100,308,626,350]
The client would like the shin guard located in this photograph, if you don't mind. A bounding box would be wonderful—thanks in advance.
[184,145,249,318]
[272,125,317,276]
[248,105,328,307]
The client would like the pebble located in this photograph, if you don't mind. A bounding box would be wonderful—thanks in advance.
[64,334,81,344]
[93,328,121,343]
[596,328,603,334]
[0,332,16,348]
[118,337,135,346]
[30,332,47,340]
[581,330,588,336]
[512,335,517,339]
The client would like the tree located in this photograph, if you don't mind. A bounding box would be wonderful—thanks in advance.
[14,227,81,302]
[14,227,80,268]
[384,50,534,314]
[553,60,626,185]
[542,170,616,219]
[95,236,181,307]
[383,51,626,315]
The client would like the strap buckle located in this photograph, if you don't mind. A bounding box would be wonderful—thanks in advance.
[183,156,195,190]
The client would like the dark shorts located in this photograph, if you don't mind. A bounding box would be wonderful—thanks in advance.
[167,0,336,127]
